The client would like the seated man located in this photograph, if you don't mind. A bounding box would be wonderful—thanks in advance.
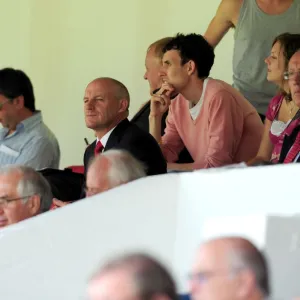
[83,77,167,175]
[190,236,269,300]
[279,50,300,163]
[131,37,193,164]
[85,149,146,196]
[52,149,147,208]
[87,253,177,300]
[0,68,60,169]
[0,165,53,228]
[149,34,263,171]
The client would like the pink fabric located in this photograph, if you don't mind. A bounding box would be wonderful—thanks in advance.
[161,79,264,169]
[266,95,300,163]
[266,94,283,122]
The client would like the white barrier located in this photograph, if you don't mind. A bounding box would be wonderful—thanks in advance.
[0,164,300,299]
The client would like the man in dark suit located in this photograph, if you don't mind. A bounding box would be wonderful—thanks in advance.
[83,77,167,176]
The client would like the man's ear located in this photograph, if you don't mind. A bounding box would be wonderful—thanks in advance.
[14,95,25,110]
[27,195,41,216]
[118,99,129,113]
[187,60,196,76]
[236,270,257,299]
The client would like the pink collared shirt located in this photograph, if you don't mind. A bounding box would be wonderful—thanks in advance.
[161,78,263,169]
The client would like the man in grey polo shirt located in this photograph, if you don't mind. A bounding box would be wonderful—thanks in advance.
[0,68,60,169]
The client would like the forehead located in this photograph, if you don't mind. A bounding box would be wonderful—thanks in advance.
[87,158,110,181]
[163,50,181,62]
[145,49,161,65]
[289,52,300,67]
[193,242,230,270]
[88,269,137,300]
[0,94,9,102]
[0,172,21,195]
[85,80,115,97]
[271,41,282,53]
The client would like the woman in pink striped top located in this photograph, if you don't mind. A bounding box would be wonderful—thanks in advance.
[248,33,300,165]
[149,33,263,171]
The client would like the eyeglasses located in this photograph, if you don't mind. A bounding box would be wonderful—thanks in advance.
[0,195,35,208]
[188,268,241,284]
[284,70,300,80]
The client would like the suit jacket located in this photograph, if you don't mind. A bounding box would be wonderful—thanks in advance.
[279,125,300,163]
[84,118,167,176]
[131,101,193,164]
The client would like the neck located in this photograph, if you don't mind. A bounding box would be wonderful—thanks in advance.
[8,109,34,134]
[279,81,290,95]
[180,79,204,105]
[95,114,126,140]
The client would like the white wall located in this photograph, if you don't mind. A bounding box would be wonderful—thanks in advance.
[0,0,234,167]
[1,164,300,299]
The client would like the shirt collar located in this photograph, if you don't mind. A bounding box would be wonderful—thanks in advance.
[0,111,42,139]
[96,126,116,148]
[189,78,209,120]
[19,111,43,131]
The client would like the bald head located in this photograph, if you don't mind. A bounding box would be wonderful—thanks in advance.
[144,37,172,93]
[190,237,269,300]
[88,253,177,300]
[84,77,130,134]
[86,149,146,197]
[90,78,130,108]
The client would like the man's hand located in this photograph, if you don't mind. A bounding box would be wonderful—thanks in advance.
[150,82,175,118]
[51,198,72,210]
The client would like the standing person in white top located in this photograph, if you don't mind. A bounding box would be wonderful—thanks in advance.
[204,0,300,120]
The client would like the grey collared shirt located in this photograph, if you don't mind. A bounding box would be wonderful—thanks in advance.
[0,111,60,170]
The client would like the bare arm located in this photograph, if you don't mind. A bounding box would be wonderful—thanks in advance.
[149,114,163,143]
[204,0,241,48]
[247,119,273,165]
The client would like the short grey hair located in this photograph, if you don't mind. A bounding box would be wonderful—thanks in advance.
[0,165,53,213]
[91,253,177,300]
[228,239,270,297]
[91,149,147,188]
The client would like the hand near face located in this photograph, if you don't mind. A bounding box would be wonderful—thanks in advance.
[150,82,175,117]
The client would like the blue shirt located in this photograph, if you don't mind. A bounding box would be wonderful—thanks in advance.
[0,111,60,169]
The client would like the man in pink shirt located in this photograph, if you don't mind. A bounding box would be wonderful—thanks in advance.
[149,33,263,171]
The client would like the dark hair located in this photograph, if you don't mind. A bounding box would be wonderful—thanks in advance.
[163,33,215,79]
[0,68,36,112]
[92,253,177,300]
[272,33,300,101]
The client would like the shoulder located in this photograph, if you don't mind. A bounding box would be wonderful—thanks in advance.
[266,94,284,121]
[169,94,188,110]
[84,140,96,156]
[120,122,160,147]
[205,79,237,101]
[216,0,243,25]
